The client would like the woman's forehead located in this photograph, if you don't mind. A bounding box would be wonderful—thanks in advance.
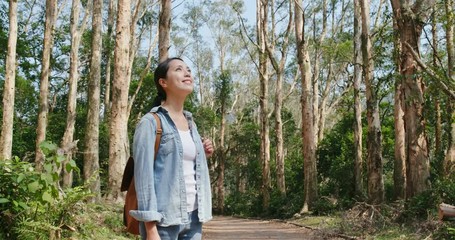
[169,59,187,68]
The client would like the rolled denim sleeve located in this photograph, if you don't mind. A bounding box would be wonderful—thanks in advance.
[129,115,163,222]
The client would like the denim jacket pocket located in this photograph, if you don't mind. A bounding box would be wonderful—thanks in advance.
[159,132,175,156]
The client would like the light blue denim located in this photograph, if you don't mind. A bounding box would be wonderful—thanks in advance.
[129,106,212,232]
[139,210,202,240]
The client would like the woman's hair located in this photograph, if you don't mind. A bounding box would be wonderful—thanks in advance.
[152,57,184,107]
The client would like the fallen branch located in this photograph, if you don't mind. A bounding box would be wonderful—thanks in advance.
[439,203,455,221]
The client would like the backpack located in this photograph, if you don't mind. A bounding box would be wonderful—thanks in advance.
[120,112,162,235]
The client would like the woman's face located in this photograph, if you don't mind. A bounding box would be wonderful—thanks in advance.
[160,59,194,96]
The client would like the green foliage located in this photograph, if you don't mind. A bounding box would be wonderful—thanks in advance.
[0,142,87,239]
[317,114,357,206]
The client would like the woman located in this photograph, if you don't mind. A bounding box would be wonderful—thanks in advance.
[130,57,213,240]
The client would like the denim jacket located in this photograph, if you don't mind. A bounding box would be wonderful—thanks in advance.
[129,106,212,227]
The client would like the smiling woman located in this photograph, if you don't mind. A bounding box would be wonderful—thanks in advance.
[129,57,215,240]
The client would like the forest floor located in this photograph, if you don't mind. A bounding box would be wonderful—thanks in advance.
[68,202,446,240]
[202,216,347,239]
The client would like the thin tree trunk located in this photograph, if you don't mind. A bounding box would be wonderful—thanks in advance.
[432,10,442,155]
[257,0,271,210]
[108,0,131,201]
[295,0,318,213]
[312,0,327,145]
[103,0,116,120]
[218,102,226,213]
[353,0,364,199]
[61,0,89,188]
[390,0,434,198]
[158,0,171,62]
[444,0,455,176]
[265,1,293,197]
[84,0,102,200]
[360,0,384,204]
[35,0,57,171]
[0,0,18,160]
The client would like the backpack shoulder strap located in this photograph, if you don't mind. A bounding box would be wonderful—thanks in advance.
[151,112,162,160]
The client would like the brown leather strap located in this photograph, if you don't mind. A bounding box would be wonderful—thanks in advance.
[151,112,162,159]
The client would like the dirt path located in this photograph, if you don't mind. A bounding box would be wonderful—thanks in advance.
[202,216,344,240]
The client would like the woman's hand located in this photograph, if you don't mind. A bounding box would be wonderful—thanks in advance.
[202,138,214,158]
[145,221,161,240]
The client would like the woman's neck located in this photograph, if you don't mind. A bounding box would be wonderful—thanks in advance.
[161,99,184,115]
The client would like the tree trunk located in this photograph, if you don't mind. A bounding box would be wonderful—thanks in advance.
[265,1,293,197]
[392,18,406,200]
[431,10,442,155]
[108,0,131,201]
[353,0,364,199]
[361,0,384,204]
[159,0,171,62]
[390,0,434,198]
[295,0,318,213]
[35,0,57,171]
[257,0,271,210]
[103,0,116,120]
[84,0,102,200]
[444,0,454,176]
[0,0,18,160]
[218,103,226,213]
[61,0,89,188]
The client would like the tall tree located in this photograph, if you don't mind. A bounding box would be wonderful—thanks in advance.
[103,0,116,120]
[360,0,384,204]
[390,0,435,198]
[61,0,90,188]
[443,0,454,176]
[265,0,293,196]
[84,0,102,199]
[257,0,271,209]
[108,0,131,200]
[353,0,364,198]
[159,0,171,62]
[295,0,318,213]
[0,0,18,160]
[35,0,57,171]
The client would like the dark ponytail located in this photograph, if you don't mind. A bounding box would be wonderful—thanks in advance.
[152,57,184,107]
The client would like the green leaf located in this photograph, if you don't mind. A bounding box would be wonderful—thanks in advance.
[44,163,53,173]
[28,181,41,193]
[42,191,53,203]
[39,141,57,155]
[17,174,25,183]
[18,201,28,210]
[56,155,66,164]
[0,198,10,204]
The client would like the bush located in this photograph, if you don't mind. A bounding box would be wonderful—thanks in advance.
[0,141,91,239]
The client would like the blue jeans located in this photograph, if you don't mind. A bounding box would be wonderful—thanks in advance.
[140,210,202,240]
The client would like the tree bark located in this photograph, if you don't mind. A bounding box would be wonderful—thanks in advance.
[390,0,434,198]
[360,0,384,204]
[257,0,271,210]
[0,0,18,160]
[353,0,364,199]
[295,0,318,213]
[159,0,171,62]
[61,0,89,188]
[35,0,57,171]
[392,17,406,200]
[108,0,131,201]
[84,0,102,200]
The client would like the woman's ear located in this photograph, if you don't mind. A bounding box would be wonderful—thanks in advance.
[159,78,167,88]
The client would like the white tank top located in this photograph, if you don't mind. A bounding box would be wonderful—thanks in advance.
[178,129,198,212]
